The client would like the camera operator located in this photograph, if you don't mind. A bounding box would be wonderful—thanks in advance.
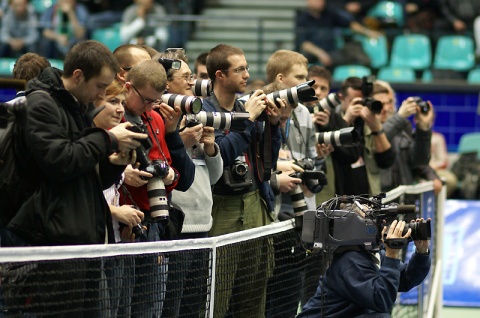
[154,50,223,317]
[324,77,395,195]
[298,216,431,317]
[202,44,283,317]
[374,81,443,195]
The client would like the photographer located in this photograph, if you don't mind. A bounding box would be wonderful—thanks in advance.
[155,50,223,317]
[202,44,282,317]
[325,77,395,195]
[373,81,442,194]
[298,217,431,317]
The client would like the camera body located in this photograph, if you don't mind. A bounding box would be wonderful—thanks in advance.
[291,158,327,194]
[360,76,383,114]
[412,96,430,114]
[222,159,253,191]
[301,195,431,252]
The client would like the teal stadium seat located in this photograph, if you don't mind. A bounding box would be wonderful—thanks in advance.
[354,35,388,69]
[91,27,122,52]
[467,69,480,84]
[390,34,432,70]
[422,69,432,82]
[49,59,64,71]
[433,35,475,71]
[0,58,17,77]
[458,132,480,159]
[366,1,404,27]
[332,65,371,82]
[377,66,416,83]
[31,0,55,14]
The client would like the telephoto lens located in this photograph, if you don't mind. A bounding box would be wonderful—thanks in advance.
[315,127,359,147]
[161,93,202,114]
[193,79,213,97]
[147,177,169,223]
[265,80,318,107]
[185,111,251,131]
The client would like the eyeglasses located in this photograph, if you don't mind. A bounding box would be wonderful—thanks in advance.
[171,74,195,82]
[130,84,160,106]
[121,67,132,72]
[222,65,249,74]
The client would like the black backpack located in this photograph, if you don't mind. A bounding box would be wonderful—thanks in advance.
[0,99,29,228]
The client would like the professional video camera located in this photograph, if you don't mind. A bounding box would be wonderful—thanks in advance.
[301,194,431,252]
[157,58,181,72]
[360,75,383,114]
[315,127,359,147]
[193,79,213,97]
[411,96,430,114]
[265,80,318,107]
[127,124,170,226]
[184,111,251,131]
[161,93,202,114]
[291,158,327,194]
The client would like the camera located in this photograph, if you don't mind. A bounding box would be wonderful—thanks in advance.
[161,93,202,114]
[126,123,170,223]
[315,127,359,147]
[360,75,383,114]
[265,80,318,108]
[301,194,431,252]
[385,219,431,244]
[158,58,181,73]
[290,158,327,194]
[311,92,341,113]
[193,79,213,97]
[222,159,253,191]
[412,96,430,114]
[184,111,251,131]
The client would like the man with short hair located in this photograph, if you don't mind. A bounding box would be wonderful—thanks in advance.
[202,43,282,317]
[194,51,209,79]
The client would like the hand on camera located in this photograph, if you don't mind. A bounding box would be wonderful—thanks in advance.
[266,97,287,126]
[415,101,434,131]
[360,106,382,132]
[245,90,267,121]
[179,122,203,148]
[111,204,144,228]
[383,220,411,259]
[157,103,182,133]
[315,143,334,159]
[163,167,176,186]
[277,160,304,174]
[312,107,330,126]
[124,164,152,187]
[343,97,363,125]
[413,218,431,254]
[398,97,418,118]
[277,172,302,193]
[200,126,216,156]
[110,122,148,151]
[109,150,136,166]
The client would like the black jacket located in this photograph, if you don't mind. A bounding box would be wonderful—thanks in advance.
[8,67,121,245]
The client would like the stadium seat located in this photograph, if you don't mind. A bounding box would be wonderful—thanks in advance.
[91,27,122,52]
[458,132,480,158]
[377,66,416,83]
[390,34,432,70]
[31,0,55,14]
[49,59,64,70]
[332,65,371,82]
[0,58,17,77]
[366,1,404,27]
[354,35,389,69]
[422,69,432,82]
[433,35,475,71]
[467,69,480,84]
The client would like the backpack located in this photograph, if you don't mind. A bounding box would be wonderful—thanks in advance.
[0,99,28,228]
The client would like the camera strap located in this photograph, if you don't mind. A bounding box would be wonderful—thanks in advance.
[143,112,169,163]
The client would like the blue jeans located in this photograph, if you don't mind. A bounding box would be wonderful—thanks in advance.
[131,222,167,318]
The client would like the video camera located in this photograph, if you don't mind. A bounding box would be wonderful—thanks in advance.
[301,194,431,252]
[360,75,383,114]
[184,111,251,131]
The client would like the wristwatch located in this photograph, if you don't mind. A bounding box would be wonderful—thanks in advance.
[371,129,384,136]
